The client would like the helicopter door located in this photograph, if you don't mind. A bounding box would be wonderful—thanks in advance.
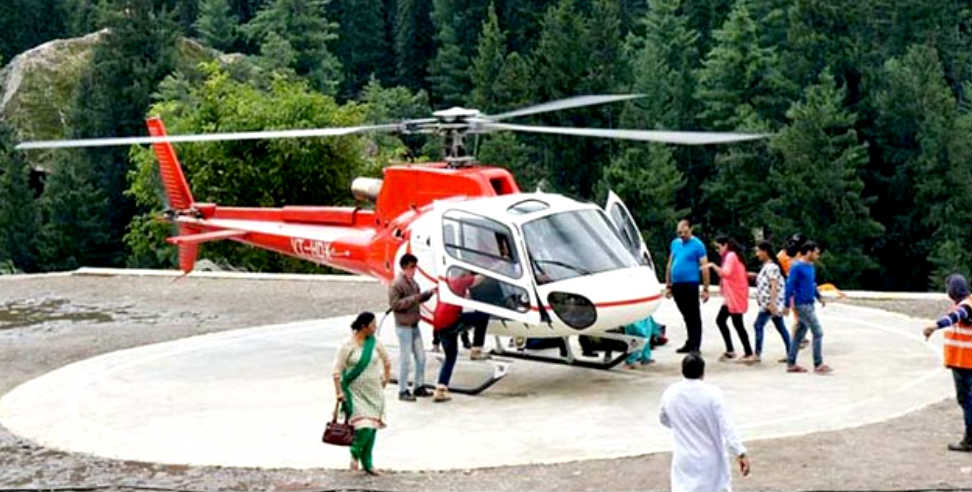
[435,209,541,324]
[605,190,655,271]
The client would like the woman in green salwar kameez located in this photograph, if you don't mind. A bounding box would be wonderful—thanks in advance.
[332,312,391,475]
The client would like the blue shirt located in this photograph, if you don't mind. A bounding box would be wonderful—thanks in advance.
[784,261,821,306]
[670,237,707,283]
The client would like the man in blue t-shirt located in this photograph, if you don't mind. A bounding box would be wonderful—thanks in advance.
[665,219,710,353]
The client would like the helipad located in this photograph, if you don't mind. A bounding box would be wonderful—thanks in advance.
[0,300,948,471]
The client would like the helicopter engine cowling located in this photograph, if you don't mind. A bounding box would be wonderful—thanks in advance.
[351,177,383,202]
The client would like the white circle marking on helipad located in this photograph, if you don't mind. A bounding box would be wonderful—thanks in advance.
[0,301,950,470]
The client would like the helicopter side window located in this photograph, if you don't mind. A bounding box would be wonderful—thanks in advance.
[445,266,530,313]
[443,210,522,279]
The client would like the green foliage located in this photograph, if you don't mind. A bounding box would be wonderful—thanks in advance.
[598,144,687,269]
[358,78,437,171]
[873,45,971,288]
[125,64,373,272]
[46,0,181,269]
[195,0,239,51]
[0,0,967,290]
[767,70,883,287]
[470,4,534,114]
[37,152,112,271]
[427,0,471,107]
[242,0,342,94]
[0,122,39,272]
[0,1,69,62]
[470,4,506,112]
[393,0,435,90]
[695,0,792,130]
[529,0,627,198]
[256,31,297,74]
[624,0,700,131]
[331,0,391,100]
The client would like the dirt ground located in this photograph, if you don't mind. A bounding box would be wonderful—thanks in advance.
[0,274,969,491]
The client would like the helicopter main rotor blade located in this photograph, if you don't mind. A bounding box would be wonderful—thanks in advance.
[478,122,771,145]
[483,94,645,122]
[15,123,402,150]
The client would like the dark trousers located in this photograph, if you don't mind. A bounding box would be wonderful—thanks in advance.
[437,312,490,386]
[953,367,972,439]
[437,324,460,386]
[717,305,753,356]
[464,311,489,347]
[672,282,702,351]
[433,314,485,348]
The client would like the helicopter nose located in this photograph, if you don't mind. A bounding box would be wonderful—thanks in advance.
[540,266,663,330]
[547,292,597,330]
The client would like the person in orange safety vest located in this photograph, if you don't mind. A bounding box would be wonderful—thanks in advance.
[923,273,972,452]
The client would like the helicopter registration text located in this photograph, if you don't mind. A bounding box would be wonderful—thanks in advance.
[290,238,331,262]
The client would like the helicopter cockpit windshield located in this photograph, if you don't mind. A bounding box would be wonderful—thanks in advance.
[523,209,640,285]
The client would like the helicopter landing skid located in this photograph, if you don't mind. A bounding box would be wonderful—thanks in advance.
[489,335,632,370]
[390,354,511,395]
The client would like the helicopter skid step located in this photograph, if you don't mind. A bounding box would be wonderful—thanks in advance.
[489,333,645,370]
[390,354,511,395]
[490,345,629,370]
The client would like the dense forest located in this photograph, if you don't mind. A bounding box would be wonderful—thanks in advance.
[0,0,968,291]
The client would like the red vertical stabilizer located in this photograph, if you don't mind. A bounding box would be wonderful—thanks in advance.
[146,117,198,273]
[145,117,194,210]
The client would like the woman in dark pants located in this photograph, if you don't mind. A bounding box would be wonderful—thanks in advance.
[432,271,489,402]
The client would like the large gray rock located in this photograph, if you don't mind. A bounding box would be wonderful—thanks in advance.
[0,31,241,169]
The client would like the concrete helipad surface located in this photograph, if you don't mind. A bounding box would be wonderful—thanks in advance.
[0,300,949,471]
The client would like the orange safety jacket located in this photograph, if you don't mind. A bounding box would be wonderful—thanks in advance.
[943,296,972,369]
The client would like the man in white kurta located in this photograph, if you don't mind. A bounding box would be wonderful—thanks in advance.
[659,354,749,492]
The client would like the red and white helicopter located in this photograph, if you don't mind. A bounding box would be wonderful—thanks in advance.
[19,94,765,388]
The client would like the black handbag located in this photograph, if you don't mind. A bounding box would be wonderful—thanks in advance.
[322,401,355,446]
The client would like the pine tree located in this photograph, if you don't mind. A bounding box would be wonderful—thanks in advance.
[874,45,971,288]
[623,0,705,216]
[529,0,625,198]
[0,0,69,61]
[195,0,238,51]
[624,0,699,131]
[393,0,435,91]
[598,144,687,270]
[767,70,883,287]
[426,0,470,107]
[332,0,389,100]
[0,122,39,272]
[36,152,111,271]
[695,0,791,130]
[58,0,180,267]
[61,0,107,36]
[242,0,342,94]
[469,3,507,112]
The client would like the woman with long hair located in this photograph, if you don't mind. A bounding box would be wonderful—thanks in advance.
[752,241,791,362]
[332,311,392,475]
[707,235,756,363]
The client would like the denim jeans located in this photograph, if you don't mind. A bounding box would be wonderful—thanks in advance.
[952,367,972,439]
[396,324,426,393]
[788,303,823,367]
[753,309,791,356]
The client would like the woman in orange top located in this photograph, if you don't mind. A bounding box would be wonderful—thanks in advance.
[923,274,972,452]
